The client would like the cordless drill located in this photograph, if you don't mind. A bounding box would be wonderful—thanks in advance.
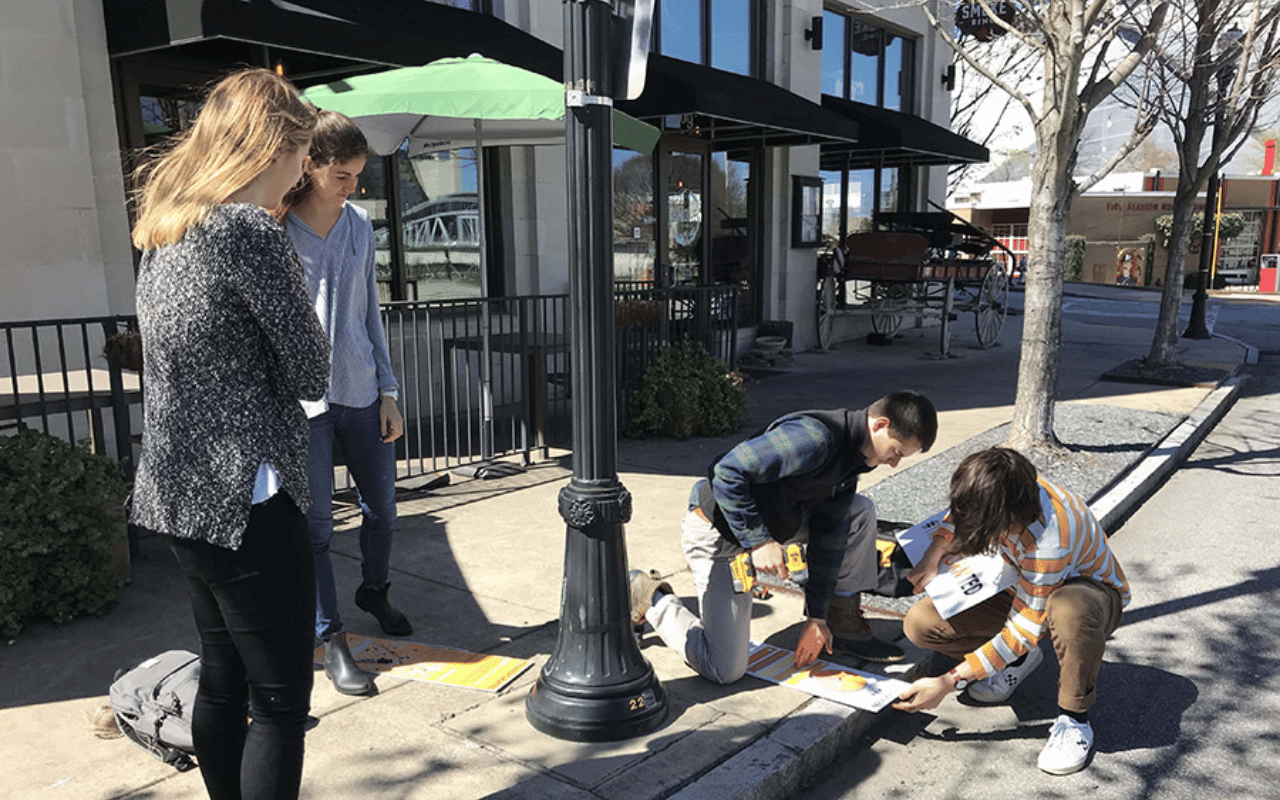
[730,543,808,593]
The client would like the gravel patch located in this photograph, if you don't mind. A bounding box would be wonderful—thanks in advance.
[865,403,1182,526]
[862,403,1183,615]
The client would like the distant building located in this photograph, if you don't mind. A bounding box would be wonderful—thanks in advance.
[951,170,1280,289]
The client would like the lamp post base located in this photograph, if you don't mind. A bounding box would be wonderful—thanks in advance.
[526,670,667,742]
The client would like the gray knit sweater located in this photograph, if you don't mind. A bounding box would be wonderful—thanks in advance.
[130,203,331,549]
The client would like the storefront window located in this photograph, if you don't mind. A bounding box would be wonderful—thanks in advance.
[710,151,756,324]
[658,0,758,76]
[710,0,752,76]
[829,13,915,113]
[660,0,702,64]
[821,11,847,96]
[880,167,901,214]
[883,35,913,112]
[847,170,876,233]
[138,93,201,145]
[613,149,656,285]
[352,156,393,303]
[400,147,482,301]
[848,19,881,104]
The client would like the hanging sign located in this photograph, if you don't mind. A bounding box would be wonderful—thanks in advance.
[956,1,1016,41]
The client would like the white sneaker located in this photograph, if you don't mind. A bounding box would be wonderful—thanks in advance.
[965,645,1044,704]
[1038,714,1094,775]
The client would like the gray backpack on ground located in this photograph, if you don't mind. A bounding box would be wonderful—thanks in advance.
[108,650,200,772]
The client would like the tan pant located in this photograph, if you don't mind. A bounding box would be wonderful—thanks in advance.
[648,495,879,685]
[903,577,1123,713]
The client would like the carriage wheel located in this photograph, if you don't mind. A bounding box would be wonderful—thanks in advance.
[974,261,1009,347]
[817,275,836,350]
[870,282,906,337]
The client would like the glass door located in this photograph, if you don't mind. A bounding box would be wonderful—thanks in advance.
[662,142,708,287]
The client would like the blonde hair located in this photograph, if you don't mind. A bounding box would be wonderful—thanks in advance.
[131,68,317,250]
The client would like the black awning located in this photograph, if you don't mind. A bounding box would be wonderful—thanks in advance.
[618,56,860,150]
[103,0,562,80]
[819,95,988,170]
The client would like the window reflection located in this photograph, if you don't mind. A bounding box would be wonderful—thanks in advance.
[880,167,901,213]
[710,151,755,324]
[847,170,875,233]
[710,0,751,75]
[352,157,392,303]
[821,11,846,97]
[883,36,910,112]
[666,152,704,286]
[613,149,656,285]
[401,148,482,300]
[139,93,201,144]
[848,20,881,104]
[661,0,702,63]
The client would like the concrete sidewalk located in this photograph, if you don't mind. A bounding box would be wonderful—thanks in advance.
[0,287,1250,800]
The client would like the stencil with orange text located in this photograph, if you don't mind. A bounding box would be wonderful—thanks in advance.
[313,635,532,693]
[745,642,910,711]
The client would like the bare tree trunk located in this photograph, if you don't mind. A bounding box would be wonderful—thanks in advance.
[1007,145,1071,451]
[1146,184,1200,369]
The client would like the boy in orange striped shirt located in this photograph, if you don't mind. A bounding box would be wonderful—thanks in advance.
[893,447,1129,776]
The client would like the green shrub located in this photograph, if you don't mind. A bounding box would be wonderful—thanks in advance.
[0,428,128,638]
[1063,235,1086,282]
[627,339,746,440]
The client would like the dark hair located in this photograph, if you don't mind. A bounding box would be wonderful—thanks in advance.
[281,109,369,209]
[868,390,938,452]
[947,447,1041,558]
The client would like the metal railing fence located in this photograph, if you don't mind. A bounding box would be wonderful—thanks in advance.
[3,285,738,480]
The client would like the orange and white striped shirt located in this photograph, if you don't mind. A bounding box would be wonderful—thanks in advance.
[951,478,1130,681]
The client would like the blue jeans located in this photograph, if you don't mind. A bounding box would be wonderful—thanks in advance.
[306,399,398,639]
[168,493,315,800]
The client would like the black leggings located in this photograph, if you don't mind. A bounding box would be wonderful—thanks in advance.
[169,493,316,800]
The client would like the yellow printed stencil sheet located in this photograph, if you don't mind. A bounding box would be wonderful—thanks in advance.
[745,642,910,712]
[313,635,533,693]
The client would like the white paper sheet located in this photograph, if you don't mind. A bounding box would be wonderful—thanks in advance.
[894,510,1018,619]
[745,642,911,711]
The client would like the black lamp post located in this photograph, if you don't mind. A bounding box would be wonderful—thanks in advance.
[525,0,668,741]
[1184,25,1244,339]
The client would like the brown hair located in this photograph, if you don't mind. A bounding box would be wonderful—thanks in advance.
[947,447,1041,558]
[281,110,370,210]
[131,68,317,250]
[868,390,938,452]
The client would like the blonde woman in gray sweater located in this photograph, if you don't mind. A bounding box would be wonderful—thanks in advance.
[130,68,329,800]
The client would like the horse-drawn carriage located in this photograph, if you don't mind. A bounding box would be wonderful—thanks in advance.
[818,208,1013,357]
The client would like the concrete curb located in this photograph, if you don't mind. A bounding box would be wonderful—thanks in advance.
[669,657,935,800]
[1091,334,1256,532]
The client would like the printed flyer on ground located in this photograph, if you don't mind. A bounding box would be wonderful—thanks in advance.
[745,642,910,711]
[894,510,1018,619]
[313,635,532,693]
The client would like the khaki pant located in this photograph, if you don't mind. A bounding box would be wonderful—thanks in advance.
[903,577,1123,713]
[648,495,879,685]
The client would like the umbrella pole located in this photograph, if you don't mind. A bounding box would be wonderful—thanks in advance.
[475,119,495,460]
[525,0,667,742]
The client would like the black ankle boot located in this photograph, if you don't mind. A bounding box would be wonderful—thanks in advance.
[324,635,376,696]
[355,583,413,636]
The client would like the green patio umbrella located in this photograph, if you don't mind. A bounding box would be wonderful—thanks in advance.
[305,54,658,462]
[303,53,659,157]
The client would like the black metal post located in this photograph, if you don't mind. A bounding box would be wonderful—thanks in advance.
[525,0,668,741]
[1184,40,1237,340]
[1183,167,1218,339]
